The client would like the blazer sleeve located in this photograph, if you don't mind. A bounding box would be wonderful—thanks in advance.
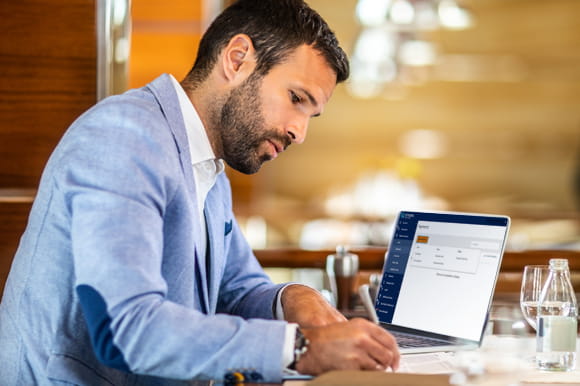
[216,216,286,318]
[61,97,288,382]
[204,173,285,319]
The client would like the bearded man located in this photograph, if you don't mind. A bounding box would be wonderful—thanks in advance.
[0,1,399,384]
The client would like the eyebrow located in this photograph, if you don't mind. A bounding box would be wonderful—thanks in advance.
[298,88,321,117]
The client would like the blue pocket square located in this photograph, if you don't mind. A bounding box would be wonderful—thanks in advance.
[224,220,233,236]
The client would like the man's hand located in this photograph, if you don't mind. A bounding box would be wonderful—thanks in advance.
[295,318,400,375]
[281,284,346,327]
[281,284,400,374]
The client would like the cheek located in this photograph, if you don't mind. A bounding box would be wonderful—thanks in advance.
[260,95,288,127]
[261,108,279,128]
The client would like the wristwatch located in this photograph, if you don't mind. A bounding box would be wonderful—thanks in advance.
[289,327,309,370]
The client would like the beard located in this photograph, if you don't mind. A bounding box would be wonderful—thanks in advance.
[217,73,291,174]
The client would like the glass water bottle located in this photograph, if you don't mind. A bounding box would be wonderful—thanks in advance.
[536,258,578,371]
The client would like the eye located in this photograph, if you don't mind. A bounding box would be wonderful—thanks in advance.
[290,91,302,104]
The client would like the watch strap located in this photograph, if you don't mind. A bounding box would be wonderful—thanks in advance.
[288,327,309,370]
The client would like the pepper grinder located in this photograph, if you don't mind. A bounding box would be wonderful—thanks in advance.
[325,245,359,311]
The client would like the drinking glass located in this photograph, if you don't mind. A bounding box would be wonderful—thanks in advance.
[520,265,550,331]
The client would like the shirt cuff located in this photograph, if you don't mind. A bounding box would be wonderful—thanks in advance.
[283,323,298,369]
[275,286,285,320]
[274,285,300,370]
[274,283,299,320]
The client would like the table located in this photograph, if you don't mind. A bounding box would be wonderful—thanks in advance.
[281,336,580,385]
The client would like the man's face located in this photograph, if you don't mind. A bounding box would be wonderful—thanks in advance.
[218,72,280,174]
[218,44,337,174]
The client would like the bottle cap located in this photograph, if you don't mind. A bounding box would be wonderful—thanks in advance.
[329,245,359,277]
[549,258,569,269]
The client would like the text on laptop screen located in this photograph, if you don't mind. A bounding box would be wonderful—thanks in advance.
[376,211,509,341]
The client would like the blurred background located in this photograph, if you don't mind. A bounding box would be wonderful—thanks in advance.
[129,0,580,252]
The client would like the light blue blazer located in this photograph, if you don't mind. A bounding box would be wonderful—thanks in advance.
[0,74,288,385]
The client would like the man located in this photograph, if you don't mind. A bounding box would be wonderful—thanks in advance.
[0,0,399,384]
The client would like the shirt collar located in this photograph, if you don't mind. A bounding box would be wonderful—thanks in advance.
[169,75,223,173]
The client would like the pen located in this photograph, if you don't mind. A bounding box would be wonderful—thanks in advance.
[358,284,379,324]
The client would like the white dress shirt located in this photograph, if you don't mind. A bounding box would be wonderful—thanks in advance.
[169,75,296,369]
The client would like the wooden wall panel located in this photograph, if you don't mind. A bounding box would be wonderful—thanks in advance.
[0,0,97,297]
[0,0,96,188]
[131,0,202,21]
[0,201,33,292]
[130,32,200,88]
[129,0,202,89]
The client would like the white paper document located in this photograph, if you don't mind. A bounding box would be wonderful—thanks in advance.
[395,352,457,374]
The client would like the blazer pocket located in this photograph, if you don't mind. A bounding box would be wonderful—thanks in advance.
[224,219,233,236]
[47,353,117,386]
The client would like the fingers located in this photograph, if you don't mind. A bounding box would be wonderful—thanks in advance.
[349,319,400,371]
[297,318,401,375]
[365,321,400,370]
[357,352,387,371]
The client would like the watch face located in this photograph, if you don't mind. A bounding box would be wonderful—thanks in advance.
[289,328,309,370]
[295,328,309,356]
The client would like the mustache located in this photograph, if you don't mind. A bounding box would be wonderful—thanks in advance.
[270,132,292,151]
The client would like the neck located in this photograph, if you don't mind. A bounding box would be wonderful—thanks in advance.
[181,78,225,159]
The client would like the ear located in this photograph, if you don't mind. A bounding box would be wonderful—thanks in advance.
[221,34,257,84]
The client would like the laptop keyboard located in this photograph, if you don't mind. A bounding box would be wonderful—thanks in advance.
[391,331,451,348]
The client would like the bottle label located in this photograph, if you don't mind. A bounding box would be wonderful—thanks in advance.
[537,316,577,352]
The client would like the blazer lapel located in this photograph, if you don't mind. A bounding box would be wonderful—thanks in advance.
[204,189,232,314]
[147,74,210,313]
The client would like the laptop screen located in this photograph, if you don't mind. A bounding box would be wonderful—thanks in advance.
[375,211,510,341]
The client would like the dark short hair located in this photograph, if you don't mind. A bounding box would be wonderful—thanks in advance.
[183,0,349,86]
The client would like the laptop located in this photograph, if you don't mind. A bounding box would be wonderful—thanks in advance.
[375,210,510,354]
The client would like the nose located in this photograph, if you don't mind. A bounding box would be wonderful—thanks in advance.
[286,117,309,145]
